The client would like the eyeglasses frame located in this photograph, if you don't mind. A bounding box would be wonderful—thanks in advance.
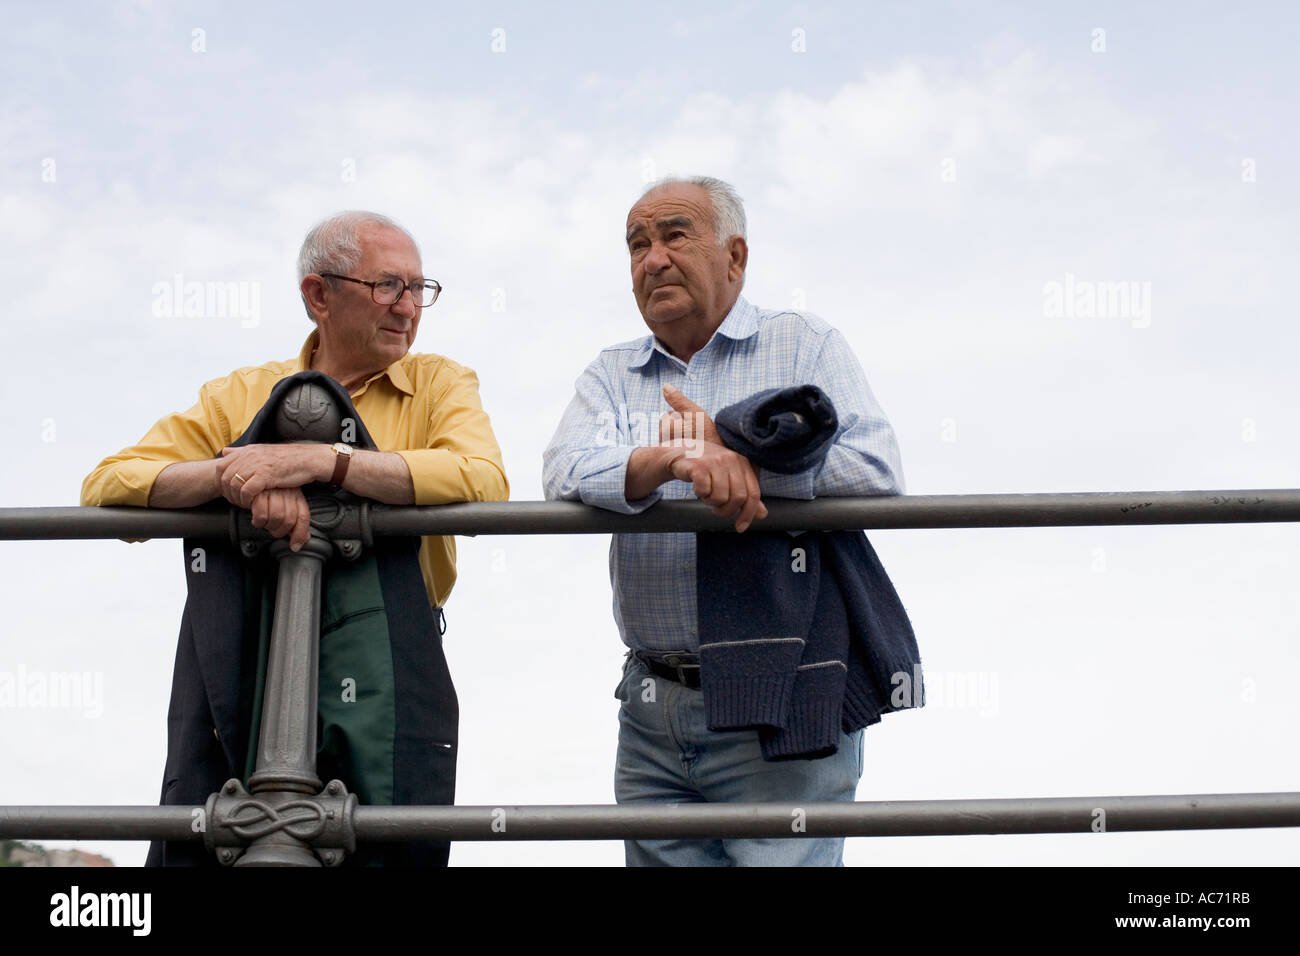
[319,272,442,308]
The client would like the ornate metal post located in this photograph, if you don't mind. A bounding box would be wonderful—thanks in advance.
[207,380,358,867]
[232,531,333,866]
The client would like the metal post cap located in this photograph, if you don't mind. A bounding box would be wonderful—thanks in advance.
[273,380,342,443]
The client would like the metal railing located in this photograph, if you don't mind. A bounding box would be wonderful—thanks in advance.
[3,487,1299,862]
[5,488,1300,540]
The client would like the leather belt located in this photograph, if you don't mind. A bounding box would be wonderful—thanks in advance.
[633,651,701,690]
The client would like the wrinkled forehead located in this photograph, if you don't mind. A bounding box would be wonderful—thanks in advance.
[626,184,713,233]
[358,224,423,274]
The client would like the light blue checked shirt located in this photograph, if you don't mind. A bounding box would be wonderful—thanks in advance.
[542,295,904,653]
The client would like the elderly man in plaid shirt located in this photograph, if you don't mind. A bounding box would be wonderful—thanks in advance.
[543,176,904,867]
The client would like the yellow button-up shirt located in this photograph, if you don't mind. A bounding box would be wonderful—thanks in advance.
[80,331,510,607]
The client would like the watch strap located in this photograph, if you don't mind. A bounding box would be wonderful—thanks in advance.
[329,443,353,487]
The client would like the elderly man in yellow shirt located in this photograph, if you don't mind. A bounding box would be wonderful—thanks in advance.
[81,210,509,866]
[82,210,508,606]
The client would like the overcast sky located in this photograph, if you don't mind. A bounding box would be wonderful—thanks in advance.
[1,1,1297,867]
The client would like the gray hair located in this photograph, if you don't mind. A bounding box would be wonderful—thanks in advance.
[296,211,419,321]
[637,175,747,246]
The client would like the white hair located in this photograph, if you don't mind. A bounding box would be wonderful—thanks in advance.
[637,175,747,245]
[296,211,419,321]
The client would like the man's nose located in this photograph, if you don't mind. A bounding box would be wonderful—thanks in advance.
[391,288,419,315]
[643,241,671,273]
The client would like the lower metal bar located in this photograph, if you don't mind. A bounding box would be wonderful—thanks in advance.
[4,792,1297,843]
[0,806,198,841]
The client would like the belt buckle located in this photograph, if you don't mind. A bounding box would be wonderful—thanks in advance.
[663,655,700,687]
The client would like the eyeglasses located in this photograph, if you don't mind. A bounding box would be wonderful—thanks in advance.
[320,273,442,308]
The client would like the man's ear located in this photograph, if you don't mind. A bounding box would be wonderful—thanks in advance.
[301,275,330,322]
[726,235,748,282]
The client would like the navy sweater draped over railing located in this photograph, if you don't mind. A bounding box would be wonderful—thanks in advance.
[697,385,924,760]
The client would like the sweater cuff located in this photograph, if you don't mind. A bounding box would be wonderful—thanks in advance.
[700,637,805,730]
[843,656,924,732]
[760,662,848,761]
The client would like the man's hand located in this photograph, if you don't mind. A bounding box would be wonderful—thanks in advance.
[658,384,721,447]
[249,487,313,551]
[667,440,767,533]
[216,444,331,508]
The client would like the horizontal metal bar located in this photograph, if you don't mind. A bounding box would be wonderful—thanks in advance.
[0,806,198,841]
[4,792,1297,843]
[372,490,1300,535]
[0,506,228,540]
[354,792,1300,840]
[2,489,1298,541]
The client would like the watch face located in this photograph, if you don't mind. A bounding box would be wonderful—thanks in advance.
[332,442,353,455]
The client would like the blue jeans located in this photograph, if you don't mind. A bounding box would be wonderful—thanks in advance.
[614,655,864,866]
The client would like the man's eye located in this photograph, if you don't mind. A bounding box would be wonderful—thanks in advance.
[377,279,404,294]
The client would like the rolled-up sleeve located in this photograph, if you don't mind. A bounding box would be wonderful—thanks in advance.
[395,364,510,505]
[79,381,232,507]
[542,360,659,514]
[757,328,905,500]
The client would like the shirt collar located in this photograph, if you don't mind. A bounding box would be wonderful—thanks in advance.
[294,329,416,396]
[627,295,760,369]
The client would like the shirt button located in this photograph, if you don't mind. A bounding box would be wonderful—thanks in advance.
[212,727,221,743]
[690,627,698,636]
